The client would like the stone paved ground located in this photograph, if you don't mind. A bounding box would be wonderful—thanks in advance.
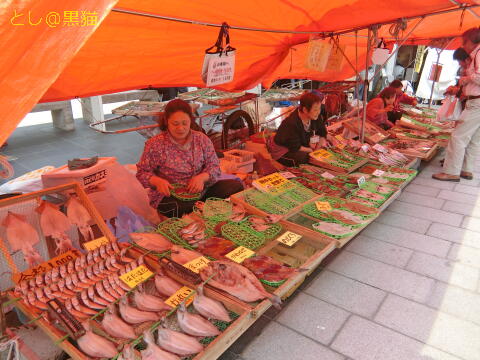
[3,120,480,360]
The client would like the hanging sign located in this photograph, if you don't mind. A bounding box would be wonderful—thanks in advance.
[325,43,346,72]
[305,38,332,72]
[206,54,236,87]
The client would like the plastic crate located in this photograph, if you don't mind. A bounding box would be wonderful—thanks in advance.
[220,158,256,174]
[223,149,254,163]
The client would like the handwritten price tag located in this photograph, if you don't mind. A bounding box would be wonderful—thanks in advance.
[279,171,296,179]
[276,231,302,247]
[335,135,346,149]
[119,265,153,289]
[225,246,255,263]
[357,176,367,187]
[165,286,194,308]
[83,236,110,251]
[321,172,335,179]
[372,169,385,177]
[253,173,292,194]
[12,250,79,284]
[183,256,210,273]
[315,201,332,212]
[312,149,333,159]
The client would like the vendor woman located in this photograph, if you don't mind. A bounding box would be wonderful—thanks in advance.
[366,87,396,130]
[269,92,327,166]
[136,99,244,218]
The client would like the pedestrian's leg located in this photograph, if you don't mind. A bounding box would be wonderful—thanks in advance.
[461,99,480,175]
[442,109,479,176]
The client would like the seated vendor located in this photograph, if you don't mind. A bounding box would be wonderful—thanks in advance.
[388,79,418,122]
[269,92,327,167]
[366,87,396,130]
[136,99,244,218]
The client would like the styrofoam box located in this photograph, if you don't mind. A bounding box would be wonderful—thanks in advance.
[42,157,116,191]
[220,158,256,174]
[223,149,254,163]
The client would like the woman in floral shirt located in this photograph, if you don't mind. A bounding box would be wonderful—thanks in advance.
[137,99,243,217]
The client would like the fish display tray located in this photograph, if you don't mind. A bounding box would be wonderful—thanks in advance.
[0,182,115,289]
[9,245,256,360]
[308,149,369,174]
[343,118,391,145]
[380,139,439,161]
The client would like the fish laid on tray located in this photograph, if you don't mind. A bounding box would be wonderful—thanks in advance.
[130,232,173,253]
[312,221,353,236]
[200,260,281,306]
[243,255,304,283]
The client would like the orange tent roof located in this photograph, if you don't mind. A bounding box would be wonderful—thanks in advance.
[1,0,479,145]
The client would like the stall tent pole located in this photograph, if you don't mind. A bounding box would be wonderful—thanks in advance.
[360,27,372,143]
[428,48,443,108]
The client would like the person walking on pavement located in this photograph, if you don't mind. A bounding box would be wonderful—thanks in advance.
[433,27,480,182]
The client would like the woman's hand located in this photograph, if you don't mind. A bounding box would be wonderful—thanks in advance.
[187,173,209,193]
[300,146,313,153]
[149,176,173,196]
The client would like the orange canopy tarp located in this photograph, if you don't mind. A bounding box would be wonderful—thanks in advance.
[1,0,479,145]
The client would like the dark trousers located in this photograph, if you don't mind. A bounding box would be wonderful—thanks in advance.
[157,179,244,218]
[277,151,310,167]
[387,111,402,123]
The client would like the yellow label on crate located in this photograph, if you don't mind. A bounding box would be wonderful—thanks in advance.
[335,135,346,149]
[312,149,333,160]
[12,250,79,284]
[315,201,332,212]
[225,246,255,263]
[276,231,302,247]
[83,236,109,251]
[183,256,210,273]
[119,265,153,289]
[165,286,194,308]
[252,172,292,194]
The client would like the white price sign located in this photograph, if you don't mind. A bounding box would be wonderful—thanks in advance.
[206,54,236,87]
[361,144,370,152]
[321,172,335,179]
[372,169,385,177]
[357,176,366,187]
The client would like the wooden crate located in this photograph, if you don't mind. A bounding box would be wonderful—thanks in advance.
[380,139,439,161]
[9,245,256,360]
[0,183,114,288]
[343,118,390,145]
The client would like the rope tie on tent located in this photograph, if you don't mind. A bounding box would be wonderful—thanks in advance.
[459,6,466,30]
[389,19,407,41]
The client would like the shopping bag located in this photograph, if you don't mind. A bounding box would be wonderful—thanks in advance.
[201,22,236,85]
[437,96,462,122]
[305,37,332,72]
[371,39,390,65]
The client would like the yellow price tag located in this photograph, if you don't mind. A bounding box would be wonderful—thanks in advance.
[315,201,332,212]
[252,172,292,194]
[276,231,302,247]
[183,256,210,273]
[335,135,346,149]
[312,149,333,159]
[83,236,110,251]
[119,265,153,289]
[225,246,255,263]
[12,250,79,284]
[164,286,194,308]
